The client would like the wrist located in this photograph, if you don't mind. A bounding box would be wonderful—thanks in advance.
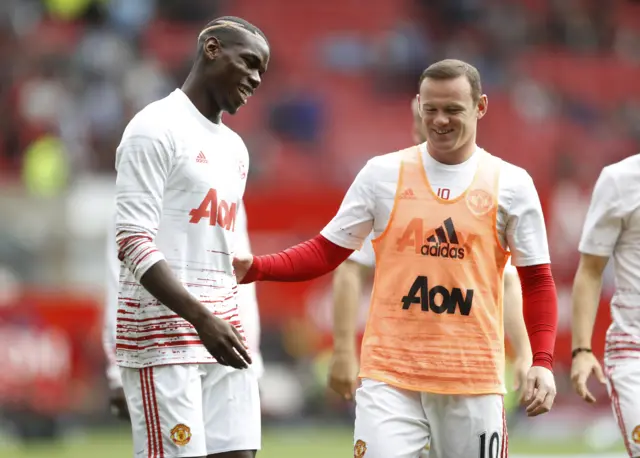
[512,346,533,361]
[242,256,261,284]
[532,353,553,371]
[571,347,592,359]
[186,301,212,328]
[333,341,357,354]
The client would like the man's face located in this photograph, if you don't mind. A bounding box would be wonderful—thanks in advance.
[418,75,487,159]
[205,30,270,115]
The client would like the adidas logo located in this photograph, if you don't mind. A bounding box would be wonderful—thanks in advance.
[196,151,208,164]
[399,188,416,199]
[420,217,465,259]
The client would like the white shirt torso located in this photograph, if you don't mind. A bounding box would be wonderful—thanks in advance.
[104,201,264,382]
[578,154,640,360]
[114,89,250,368]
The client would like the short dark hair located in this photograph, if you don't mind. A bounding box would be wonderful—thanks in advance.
[419,59,482,102]
[198,16,268,48]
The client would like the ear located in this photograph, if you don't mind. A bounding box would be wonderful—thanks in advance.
[416,94,423,119]
[203,36,221,61]
[477,94,488,119]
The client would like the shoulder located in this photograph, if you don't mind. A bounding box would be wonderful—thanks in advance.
[219,124,249,156]
[594,154,640,211]
[121,93,180,143]
[497,157,534,191]
[599,154,640,185]
[360,150,405,181]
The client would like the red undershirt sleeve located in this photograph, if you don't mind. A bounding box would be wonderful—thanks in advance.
[241,234,354,283]
[516,263,558,371]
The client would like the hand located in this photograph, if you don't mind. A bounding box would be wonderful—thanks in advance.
[194,314,252,369]
[109,387,130,421]
[328,350,359,401]
[522,365,556,417]
[511,355,532,403]
[233,253,254,283]
[570,351,606,403]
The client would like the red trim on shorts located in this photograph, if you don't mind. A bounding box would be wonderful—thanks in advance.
[140,368,165,458]
[140,369,155,457]
[501,398,508,457]
[148,368,164,457]
[606,368,633,457]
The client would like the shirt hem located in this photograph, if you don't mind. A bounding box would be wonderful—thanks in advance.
[358,372,507,396]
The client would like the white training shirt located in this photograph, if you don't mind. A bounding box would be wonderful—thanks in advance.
[103,202,264,385]
[114,89,249,368]
[323,144,550,267]
[578,154,640,361]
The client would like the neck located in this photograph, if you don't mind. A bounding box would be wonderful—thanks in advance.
[427,139,476,165]
[181,70,222,124]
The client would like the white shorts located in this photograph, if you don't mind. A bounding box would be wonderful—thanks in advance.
[354,378,506,458]
[605,362,640,457]
[120,363,260,458]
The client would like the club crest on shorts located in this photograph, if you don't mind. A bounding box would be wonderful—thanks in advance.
[354,439,367,457]
[466,189,493,216]
[633,425,640,444]
[170,423,192,446]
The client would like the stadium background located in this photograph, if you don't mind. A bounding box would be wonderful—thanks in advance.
[0,0,639,456]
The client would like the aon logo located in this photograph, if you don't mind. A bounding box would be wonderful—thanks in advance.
[401,275,473,315]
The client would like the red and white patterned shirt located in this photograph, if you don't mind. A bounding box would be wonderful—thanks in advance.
[114,89,249,368]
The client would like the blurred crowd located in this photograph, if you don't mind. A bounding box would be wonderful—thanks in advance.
[0,0,638,192]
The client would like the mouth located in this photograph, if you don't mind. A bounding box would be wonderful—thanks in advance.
[236,84,253,104]
[432,128,454,136]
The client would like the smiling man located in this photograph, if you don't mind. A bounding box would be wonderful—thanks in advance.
[113,16,269,458]
[234,59,558,457]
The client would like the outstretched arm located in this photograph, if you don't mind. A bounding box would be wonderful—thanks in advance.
[239,159,380,283]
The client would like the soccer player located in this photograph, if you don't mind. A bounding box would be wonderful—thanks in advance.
[114,16,269,458]
[570,155,640,458]
[103,202,265,420]
[234,59,558,457]
[328,99,532,406]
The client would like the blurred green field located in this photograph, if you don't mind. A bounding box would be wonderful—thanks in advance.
[0,427,627,458]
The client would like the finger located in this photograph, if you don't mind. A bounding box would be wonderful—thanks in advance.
[229,333,252,366]
[517,384,527,404]
[528,391,555,416]
[524,376,536,403]
[231,325,253,356]
[329,379,352,400]
[224,335,251,369]
[219,345,247,369]
[526,388,547,415]
[574,376,595,403]
[342,383,354,401]
[216,353,229,366]
[583,388,596,403]
[572,372,588,397]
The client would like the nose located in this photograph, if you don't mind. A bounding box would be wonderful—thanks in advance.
[248,71,261,89]
[433,112,448,127]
